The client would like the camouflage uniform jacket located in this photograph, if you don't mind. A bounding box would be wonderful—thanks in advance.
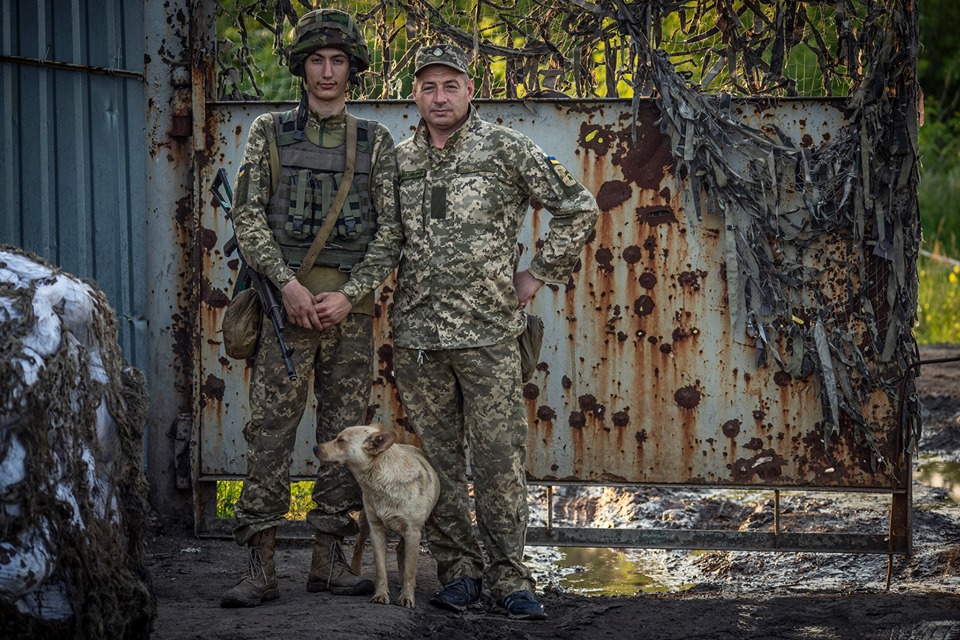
[232,108,398,313]
[341,106,599,349]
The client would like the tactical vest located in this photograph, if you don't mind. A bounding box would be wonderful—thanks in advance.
[265,109,377,270]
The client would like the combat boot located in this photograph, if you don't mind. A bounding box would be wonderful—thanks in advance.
[306,532,374,595]
[220,527,279,607]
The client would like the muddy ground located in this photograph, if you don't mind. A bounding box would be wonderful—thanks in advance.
[147,344,960,640]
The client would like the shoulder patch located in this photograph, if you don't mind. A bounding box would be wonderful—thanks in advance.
[545,154,578,188]
[235,163,252,204]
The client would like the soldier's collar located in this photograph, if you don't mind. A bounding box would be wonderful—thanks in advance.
[307,107,348,126]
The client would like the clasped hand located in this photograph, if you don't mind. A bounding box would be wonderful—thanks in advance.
[281,280,351,330]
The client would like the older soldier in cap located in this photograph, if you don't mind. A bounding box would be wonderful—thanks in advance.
[316,44,599,619]
[220,9,399,607]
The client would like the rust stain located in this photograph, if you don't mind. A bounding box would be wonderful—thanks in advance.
[578,394,606,422]
[578,122,613,155]
[638,272,657,289]
[609,104,674,190]
[721,419,741,438]
[202,374,225,403]
[569,411,586,430]
[537,405,557,421]
[729,449,787,482]
[594,246,614,273]
[774,370,792,387]
[674,385,702,409]
[623,245,643,264]
[612,409,630,427]
[175,194,191,227]
[633,295,655,317]
[523,383,540,401]
[636,205,677,227]
[200,276,230,309]
[596,180,633,211]
[677,269,707,291]
[642,235,657,259]
[376,344,396,387]
[199,227,218,251]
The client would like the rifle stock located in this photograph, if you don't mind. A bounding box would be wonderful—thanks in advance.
[212,168,297,381]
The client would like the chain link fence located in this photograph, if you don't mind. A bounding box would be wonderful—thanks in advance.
[214,0,883,101]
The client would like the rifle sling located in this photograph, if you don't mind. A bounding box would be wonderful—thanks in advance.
[295,114,358,282]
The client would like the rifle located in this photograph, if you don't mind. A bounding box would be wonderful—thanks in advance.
[211,168,298,381]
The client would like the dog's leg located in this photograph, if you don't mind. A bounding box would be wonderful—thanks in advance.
[351,510,369,575]
[396,534,405,578]
[367,513,391,605]
[396,525,421,608]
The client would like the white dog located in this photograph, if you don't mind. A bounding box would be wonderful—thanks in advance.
[314,424,439,608]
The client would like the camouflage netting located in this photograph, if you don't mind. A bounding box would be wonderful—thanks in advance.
[0,245,155,639]
[216,0,921,467]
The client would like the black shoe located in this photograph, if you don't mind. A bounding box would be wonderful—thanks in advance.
[429,576,482,612]
[499,590,547,620]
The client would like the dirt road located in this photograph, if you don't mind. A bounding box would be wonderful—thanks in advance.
[147,344,960,640]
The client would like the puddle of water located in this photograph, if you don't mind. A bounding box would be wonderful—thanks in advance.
[915,459,960,502]
[544,547,693,596]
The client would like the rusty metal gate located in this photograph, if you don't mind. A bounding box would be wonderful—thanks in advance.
[195,97,910,556]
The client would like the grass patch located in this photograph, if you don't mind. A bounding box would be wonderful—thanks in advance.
[916,162,959,344]
[919,166,960,257]
[916,257,960,344]
[216,480,316,520]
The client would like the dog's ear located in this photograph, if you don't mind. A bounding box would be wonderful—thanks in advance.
[363,430,397,456]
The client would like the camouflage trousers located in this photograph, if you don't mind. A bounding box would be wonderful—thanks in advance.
[233,313,373,546]
[394,339,535,599]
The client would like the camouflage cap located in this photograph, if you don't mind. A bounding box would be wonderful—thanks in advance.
[413,44,470,76]
[284,9,370,77]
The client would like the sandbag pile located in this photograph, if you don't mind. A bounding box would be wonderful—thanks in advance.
[0,244,155,639]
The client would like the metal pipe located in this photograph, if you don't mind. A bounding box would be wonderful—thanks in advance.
[885,493,895,591]
[0,54,145,81]
[774,489,781,546]
[546,485,554,533]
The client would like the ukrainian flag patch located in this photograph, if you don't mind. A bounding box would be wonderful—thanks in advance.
[546,154,578,187]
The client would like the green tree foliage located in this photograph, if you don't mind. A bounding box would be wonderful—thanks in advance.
[918,0,960,169]
[919,0,960,169]
[917,0,960,254]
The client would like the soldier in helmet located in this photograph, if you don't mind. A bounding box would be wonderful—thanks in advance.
[316,44,599,620]
[220,9,399,608]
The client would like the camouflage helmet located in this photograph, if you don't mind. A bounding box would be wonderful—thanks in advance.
[284,9,370,77]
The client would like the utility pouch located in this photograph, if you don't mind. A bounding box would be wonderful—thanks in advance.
[222,287,262,360]
[518,313,544,382]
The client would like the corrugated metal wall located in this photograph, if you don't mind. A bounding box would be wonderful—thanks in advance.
[0,0,147,367]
